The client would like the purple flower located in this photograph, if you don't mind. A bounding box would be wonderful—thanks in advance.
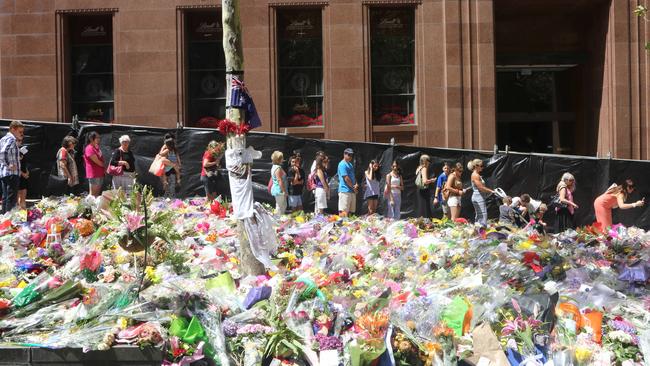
[315,334,343,350]
[236,323,274,335]
[222,320,239,337]
[609,319,637,336]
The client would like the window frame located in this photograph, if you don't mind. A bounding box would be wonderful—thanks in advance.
[56,9,118,123]
[274,7,326,130]
[181,8,227,128]
[367,6,417,127]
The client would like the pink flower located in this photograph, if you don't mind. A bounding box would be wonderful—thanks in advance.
[80,250,103,272]
[196,222,210,234]
[125,213,144,232]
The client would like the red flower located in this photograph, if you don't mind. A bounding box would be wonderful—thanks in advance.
[210,201,227,218]
[217,119,251,136]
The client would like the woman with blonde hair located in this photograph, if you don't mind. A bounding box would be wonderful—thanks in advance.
[270,151,288,215]
[468,158,494,225]
[414,154,435,218]
[594,182,644,230]
[445,162,467,221]
[554,172,579,232]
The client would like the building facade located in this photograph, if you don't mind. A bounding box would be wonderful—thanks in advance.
[0,0,648,159]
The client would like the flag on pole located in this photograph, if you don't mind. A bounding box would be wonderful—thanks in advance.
[228,75,262,129]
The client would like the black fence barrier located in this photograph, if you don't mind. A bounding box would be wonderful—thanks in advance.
[2,119,649,230]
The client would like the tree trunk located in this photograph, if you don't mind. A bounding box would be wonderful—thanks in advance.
[222,0,265,276]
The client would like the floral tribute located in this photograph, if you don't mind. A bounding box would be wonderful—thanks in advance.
[0,195,647,366]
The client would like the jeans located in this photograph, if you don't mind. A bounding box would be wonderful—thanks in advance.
[112,173,135,196]
[472,192,487,226]
[274,193,287,215]
[387,192,401,219]
[164,173,177,199]
[1,175,19,213]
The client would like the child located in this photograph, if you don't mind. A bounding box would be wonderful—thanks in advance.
[526,203,548,234]
[499,196,516,226]
[385,160,403,219]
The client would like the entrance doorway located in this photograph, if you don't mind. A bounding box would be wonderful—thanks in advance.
[494,0,610,156]
[497,67,577,154]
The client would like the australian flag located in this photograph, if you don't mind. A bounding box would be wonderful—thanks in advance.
[228,75,262,129]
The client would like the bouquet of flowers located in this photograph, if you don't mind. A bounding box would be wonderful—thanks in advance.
[603,317,642,364]
[497,299,547,366]
[105,185,180,253]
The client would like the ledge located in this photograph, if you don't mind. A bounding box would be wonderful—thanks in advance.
[372,124,418,133]
[279,126,325,135]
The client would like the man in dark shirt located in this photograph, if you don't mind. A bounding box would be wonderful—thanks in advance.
[287,155,305,212]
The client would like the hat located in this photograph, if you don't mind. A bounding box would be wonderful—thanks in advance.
[344,148,354,155]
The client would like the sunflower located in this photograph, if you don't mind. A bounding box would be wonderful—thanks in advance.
[419,252,430,264]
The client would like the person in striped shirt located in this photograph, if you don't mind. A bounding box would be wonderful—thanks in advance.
[0,120,24,213]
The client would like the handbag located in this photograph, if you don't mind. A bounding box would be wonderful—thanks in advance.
[415,168,426,190]
[46,166,69,196]
[549,193,568,209]
[106,164,123,176]
[106,150,124,176]
[148,154,166,177]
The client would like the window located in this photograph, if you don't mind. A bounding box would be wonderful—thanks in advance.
[370,8,415,125]
[69,15,114,123]
[186,10,226,128]
[277,9,323,127]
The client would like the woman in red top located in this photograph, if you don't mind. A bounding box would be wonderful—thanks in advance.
[200,141,224,202]
[594,183,645,230]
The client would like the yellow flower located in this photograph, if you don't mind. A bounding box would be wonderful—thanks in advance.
[575,347,592,364]
[229,257,240,264]
[117,317,129,330]
[518,240,534,250]
[419,253,430,264]
[295,216,305,224]
[451,264,465,278]
[353,290,365,298]
[144,266,161,284]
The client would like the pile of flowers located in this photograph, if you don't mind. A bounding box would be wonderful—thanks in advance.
[0,192,648,366]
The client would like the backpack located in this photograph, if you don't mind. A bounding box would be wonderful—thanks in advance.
[306,170,317,191]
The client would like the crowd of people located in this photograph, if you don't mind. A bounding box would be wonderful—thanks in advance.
[267,147,646,233]
[0,120,645,233]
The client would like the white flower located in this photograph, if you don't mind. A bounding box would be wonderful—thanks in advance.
[608,330,634,344]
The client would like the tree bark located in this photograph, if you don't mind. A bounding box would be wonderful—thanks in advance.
[222,0,265,276]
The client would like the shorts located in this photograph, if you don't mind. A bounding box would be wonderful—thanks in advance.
[88,177,103,186]
[201,175,218,195]
[447,195,461,207]
[288,195,303,208]
[19,177,28,190]
[365,195,379,201]
[338,192,356,213]
[315,188,328,211]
